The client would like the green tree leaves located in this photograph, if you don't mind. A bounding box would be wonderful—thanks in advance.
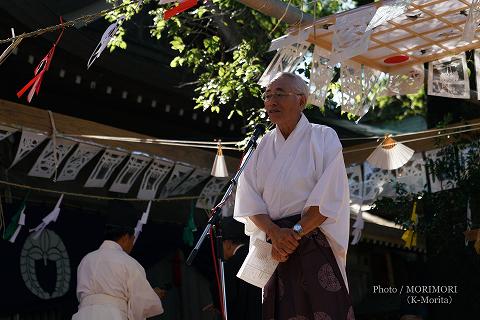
[104,0,426,130]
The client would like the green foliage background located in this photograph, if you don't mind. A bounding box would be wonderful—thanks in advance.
[104,0,425,132]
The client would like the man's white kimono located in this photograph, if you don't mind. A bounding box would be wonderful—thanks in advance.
[234,114,350,288]
[72,240,163,320]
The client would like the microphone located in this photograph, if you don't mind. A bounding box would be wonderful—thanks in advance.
[245,124,266,151]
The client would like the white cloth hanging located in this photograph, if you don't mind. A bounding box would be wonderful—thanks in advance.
[29,194,63,239]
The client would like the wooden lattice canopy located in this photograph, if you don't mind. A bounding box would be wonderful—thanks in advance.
[307,0,479,72]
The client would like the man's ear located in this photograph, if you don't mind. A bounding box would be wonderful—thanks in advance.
[299,94,307,110]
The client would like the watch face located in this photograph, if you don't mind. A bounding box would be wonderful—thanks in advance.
[293,224,302,233]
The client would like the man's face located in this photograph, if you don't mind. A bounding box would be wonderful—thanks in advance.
[264,76,305,128]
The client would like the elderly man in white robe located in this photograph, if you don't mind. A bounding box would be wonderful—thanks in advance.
[234,72,354,320]
[72,201,164,320]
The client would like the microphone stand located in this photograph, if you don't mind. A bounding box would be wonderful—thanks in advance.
[186,139,260,320]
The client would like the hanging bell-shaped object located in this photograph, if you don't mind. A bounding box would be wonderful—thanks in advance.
[211,140,229,177]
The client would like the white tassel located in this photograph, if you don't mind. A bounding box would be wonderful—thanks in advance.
[29,194,63,239]
[9,207,26,243]
[211,141,229,177]
[134,201,151,244]
[351,211,364,245]
[367,135,414,170]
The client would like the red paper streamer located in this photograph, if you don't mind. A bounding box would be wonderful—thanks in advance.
[163,0,198,20]
[17,17,65,103]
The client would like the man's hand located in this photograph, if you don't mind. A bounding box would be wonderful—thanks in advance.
[271,246,288,262]
[268,227,301,256]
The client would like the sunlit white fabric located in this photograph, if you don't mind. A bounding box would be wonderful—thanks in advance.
[73,240,163,320]
[234,114,350,288]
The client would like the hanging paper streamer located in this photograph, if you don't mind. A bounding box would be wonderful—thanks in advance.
[17,18,65,103]
[258,41,310,87]
[346,164,363,202]
[7,207,26,243]
[164,0,198,20]
[340,61,363,114]
[10,130,48,168]
[308,46,335,108]
[57,143,103,181]
[396,153,427,194]
[196,177,229,209]
[84,149,128,188]
[356,65,382,122]
[401,67,424,94]
[3,193,29,243]
[137,157,174,200]
[366,0,412,31]
[182,201,197,246]
[109,152,152,193]
[428,53,470,99]
[0,124,17,142]
[159,162,195,198]
[133,201,151,244]
[29,194,63,240]
[268,26,312,52]
[330,6,376,64]
[170,168,210,196]
[0,28,23,66]
[351,210,364,245]
[28,138,77,178]
[363,161,396,202]
[462,0,480,43]
[377,179,398,199]
[401,201,417,248]
[383,65,424,96]
[87,15,125,69]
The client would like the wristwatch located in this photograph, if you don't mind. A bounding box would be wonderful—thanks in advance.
[292,223,304,237]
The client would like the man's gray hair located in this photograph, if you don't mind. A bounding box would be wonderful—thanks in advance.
[270,72,309,108]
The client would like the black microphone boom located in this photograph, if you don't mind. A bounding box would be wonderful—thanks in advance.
[186,122,265,320]
[245,124,266,150]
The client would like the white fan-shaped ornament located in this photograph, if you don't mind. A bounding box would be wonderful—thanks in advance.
[367,136,414,170]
